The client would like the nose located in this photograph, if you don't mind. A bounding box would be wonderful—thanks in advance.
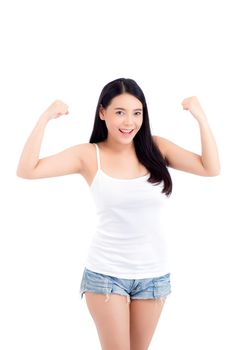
[123,114,134,126]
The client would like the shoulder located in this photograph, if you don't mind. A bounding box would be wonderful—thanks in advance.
[152,135,167,159]
[75,142,101,173]
[74,142,96,161]
[76,142,102,181]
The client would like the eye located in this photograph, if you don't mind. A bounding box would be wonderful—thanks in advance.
[116,111,124,115]
[134,112,142,116]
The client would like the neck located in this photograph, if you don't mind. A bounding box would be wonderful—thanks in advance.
[102,137,135,154]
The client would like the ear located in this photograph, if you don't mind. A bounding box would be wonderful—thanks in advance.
[99,104,105,120]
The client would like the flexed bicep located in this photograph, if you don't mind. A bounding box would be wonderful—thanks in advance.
[153,135,209,176]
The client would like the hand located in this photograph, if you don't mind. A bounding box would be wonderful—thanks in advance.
[181,96,207,122]
[42,100,69,121]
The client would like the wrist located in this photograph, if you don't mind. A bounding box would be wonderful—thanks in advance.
[196,113,208,124]
[39,112,51,123]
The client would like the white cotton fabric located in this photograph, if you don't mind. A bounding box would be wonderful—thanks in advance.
[84,143,171,279]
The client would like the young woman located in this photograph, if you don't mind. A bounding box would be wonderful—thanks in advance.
[16,78,220,350]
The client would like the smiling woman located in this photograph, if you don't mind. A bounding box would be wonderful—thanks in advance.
[16,77,220,350]
[89,79,173,196]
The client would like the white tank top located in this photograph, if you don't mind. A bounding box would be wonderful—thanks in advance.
[85,143,171,279]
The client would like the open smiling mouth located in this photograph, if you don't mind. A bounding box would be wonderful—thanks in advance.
[119,129,134,134]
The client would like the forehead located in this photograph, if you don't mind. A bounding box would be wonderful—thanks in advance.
[109,93,142,109]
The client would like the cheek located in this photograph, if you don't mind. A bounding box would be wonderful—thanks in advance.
[137,118,143,128]
[105,119,119,131]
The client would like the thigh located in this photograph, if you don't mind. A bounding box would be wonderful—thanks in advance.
[130,298,166,350]
[129,273,171,350]
[85,292,130,350]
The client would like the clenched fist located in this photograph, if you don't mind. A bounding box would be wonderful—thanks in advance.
[43,100,69,121]
[181,96,206,122]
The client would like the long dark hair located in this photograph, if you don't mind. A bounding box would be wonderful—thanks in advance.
[89,78,172,196]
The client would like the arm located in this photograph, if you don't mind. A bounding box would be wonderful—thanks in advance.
[197,117,220,175]
[154,96,221,177]
[16,113,50,177]
[16,100,84,179]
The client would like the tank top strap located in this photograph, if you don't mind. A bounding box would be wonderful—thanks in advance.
[93,143,101,171]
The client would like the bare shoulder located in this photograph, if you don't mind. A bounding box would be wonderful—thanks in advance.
[78,142,100,185]
[61,142,92,167]
[74,142,95,166]
[78,142,96,162]
[152,135,167,159]
[78,142,97,171]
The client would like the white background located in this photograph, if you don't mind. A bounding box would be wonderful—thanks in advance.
[1,0,232,349]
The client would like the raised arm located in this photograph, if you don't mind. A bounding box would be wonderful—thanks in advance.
[16,100,84,179]
[153,96,221,177]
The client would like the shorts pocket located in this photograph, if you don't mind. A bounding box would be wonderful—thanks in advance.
[85,269,110,287]
[80,268,113,295]
[153,273,171,298]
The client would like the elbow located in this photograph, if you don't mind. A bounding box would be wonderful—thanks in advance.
[16,171,28,179]
[16,167,25,178]
[205,168,221,177]
[211,170,221,177]
[16,168,34,179]
[16,168,24,178]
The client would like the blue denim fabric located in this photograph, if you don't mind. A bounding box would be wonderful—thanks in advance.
[79,267,172,304]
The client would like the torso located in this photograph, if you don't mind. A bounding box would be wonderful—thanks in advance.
[80,141,152,187]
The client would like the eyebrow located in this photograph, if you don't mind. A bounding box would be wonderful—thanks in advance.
[114,107,143,111]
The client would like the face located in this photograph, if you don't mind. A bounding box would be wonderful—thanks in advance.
[99,93,143,144]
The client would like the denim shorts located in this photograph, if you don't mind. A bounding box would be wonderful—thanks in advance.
[79,267,172,304]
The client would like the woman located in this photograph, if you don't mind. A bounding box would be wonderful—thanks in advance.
[16,78,220,350]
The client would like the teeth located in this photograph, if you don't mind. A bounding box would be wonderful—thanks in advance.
[120,129,133,133]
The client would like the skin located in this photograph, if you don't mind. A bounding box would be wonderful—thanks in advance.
[16,94,220,180]
[98,93,144,154]
[16,92,221,349]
